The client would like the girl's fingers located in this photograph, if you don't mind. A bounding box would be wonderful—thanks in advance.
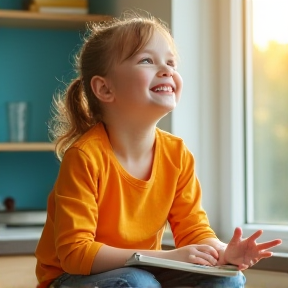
[188,254,216,266]
[257,239,282,251]
[247,229,263,242]
[238,263,249,270]
[189,251,218,266]
[258,250,273,258]
[197,245,219,259]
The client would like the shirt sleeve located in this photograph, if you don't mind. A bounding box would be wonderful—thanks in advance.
[53,147,103,275]
[168,144,218,247]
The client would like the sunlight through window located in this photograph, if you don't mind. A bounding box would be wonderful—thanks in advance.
[246,0,288,225]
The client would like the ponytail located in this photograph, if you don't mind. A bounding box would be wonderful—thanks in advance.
[49,78,97,161]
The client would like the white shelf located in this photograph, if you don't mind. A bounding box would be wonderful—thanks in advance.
[0,210,47,225]
[0,9,112,29]
[0,226,43,241]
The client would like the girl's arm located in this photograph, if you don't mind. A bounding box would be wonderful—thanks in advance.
[91,243,219,274]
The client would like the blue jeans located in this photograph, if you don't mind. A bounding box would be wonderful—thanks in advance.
[51,266,246,288]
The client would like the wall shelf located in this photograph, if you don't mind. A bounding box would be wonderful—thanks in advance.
[0,9,112,29]
[0,142,55,151]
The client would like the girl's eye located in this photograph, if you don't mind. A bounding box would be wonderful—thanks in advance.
[139,58,153,64]
[167,60,177,69]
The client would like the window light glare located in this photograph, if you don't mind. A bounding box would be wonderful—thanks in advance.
[253,0,288,50]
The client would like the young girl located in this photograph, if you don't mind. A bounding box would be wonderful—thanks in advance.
[35,11,281,288]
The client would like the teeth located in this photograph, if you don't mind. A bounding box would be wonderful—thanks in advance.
[154,86,173,92]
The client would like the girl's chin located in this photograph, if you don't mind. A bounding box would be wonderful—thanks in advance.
[153,95,178,108]
[155,103,177,117]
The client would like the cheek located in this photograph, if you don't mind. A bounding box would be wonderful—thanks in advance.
[131,70,151,86]
[118,70,150,91]
[173,72,183,101]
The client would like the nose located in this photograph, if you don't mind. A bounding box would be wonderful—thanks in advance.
[157,65,174,77]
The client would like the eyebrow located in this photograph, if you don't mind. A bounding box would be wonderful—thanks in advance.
[138,48,175,58]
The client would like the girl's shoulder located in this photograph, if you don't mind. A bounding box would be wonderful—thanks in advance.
[156,127,187,150]
[67,122,110,156]
[155,128,195,168]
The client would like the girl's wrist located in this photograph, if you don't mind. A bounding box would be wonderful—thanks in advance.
[217,247,228,265]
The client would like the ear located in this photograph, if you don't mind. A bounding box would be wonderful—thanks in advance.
[90,76,114,103]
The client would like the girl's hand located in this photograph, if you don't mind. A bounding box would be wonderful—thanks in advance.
[167,244,219,266]
[220,227,282,270]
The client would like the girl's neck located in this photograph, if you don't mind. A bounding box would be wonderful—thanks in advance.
[102,118,159,180]
[104,122,156,161]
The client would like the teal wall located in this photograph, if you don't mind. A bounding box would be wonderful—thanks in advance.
[0,153,60,209]
[0,1,116,210]
[0,0,23,10]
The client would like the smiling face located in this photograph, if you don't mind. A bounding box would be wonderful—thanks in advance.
[105,29,183,125]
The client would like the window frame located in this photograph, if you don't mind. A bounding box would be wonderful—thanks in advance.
[219,0,288,252]
[244,0,288,251]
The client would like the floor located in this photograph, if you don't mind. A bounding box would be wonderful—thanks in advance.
[0,255,38,288]
[243,269,288,288]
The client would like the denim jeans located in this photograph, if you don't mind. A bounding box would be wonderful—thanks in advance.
[51,266,246,288]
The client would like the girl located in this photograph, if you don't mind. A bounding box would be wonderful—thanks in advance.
[35,10,281,288]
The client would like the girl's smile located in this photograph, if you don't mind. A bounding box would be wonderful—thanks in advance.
[150,85,174,93]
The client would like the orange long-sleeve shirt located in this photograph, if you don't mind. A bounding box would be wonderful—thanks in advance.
[35,122,217,287]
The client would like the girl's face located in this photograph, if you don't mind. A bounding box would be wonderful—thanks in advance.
[107,30,183,123]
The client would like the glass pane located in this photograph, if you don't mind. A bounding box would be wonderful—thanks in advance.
[251,0,288,224]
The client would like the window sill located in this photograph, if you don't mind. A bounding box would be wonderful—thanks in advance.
[250,253,288,273]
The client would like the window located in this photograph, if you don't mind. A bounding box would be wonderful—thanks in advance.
[215,0,288,253]
[245,0,288,226]
[244,0,288,252]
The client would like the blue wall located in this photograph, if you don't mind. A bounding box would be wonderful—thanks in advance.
[0,1,116,210]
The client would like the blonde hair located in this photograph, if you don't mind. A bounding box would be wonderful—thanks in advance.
[49,10,177,160]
